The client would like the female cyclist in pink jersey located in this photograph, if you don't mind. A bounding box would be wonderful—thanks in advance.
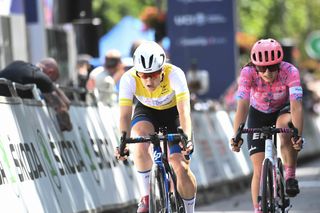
[230,38,304,213]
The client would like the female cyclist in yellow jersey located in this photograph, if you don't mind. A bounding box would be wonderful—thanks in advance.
[115,41,197,213]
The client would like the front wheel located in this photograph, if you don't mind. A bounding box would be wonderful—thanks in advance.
[277,158,287,213]
[261,158,275,213]
[149,165,167,213]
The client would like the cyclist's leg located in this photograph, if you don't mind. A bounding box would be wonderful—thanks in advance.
[131,120,154,213]
[250,152,264,212]
[247,106,277,212]
[160,106,197,212]
[276,111,300,196]
[276,112,298,169]
[170,153,197,212]
[130,102,159,212]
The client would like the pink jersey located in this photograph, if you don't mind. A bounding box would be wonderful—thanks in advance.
[236,61,303,113]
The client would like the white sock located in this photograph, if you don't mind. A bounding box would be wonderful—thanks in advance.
[182,196,196,213]
[137,170,151,197]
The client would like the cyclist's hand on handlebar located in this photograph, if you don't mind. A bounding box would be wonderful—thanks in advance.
[230,137,243,152]
[291,136,304,151]
[180,140,194,156]
[115,131,130,161]
[114,146,130,161]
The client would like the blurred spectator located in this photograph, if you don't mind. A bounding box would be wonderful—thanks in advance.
[121,57,134,71]
[76,54,93,89]
[69,54,94,101]
[130,39,145,57]
[186,59,209,106]
[221,79,238,112]
[86,49,125,103]
[0,59,72,131]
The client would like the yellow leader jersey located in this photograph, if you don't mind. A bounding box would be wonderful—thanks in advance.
[119,63,190,110]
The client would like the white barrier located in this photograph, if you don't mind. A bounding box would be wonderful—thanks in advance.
[1,88,320,212]
[0,95,141,213]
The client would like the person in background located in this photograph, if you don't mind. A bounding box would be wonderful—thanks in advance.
[75,54,93,89]
[230,38,304,213]
[0,58,72,131]
[86,49,125,103]
[130,39,145,57]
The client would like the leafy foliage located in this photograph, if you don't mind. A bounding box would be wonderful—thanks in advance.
[92,0,320,63]
[92,0,156,32]
[238,0,320,61]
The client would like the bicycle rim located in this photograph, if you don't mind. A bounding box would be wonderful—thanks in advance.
[168,166,185,213]
[149,165,167,213]
[277,158,286,213]
[261,159,275,213]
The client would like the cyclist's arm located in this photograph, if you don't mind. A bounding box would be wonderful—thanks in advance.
[290,100,303,136]
[233,99,250,134]
[119,105,133,137]
[176,98,192,140]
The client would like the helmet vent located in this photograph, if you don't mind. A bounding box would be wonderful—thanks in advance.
[252,53,256,61]
[160,54,165,65]
[258,52,263,62]
[149,55,154,68]
[277,50,281,59]
[271,50,275,61]
[141,56,146,69]
[264,51,269,62]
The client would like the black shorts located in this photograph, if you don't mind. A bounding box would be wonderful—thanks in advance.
[131,101,180,134]
[131,101,181,154]
[247,104,290,155]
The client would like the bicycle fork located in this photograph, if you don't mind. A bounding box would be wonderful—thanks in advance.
[153,147,171,213]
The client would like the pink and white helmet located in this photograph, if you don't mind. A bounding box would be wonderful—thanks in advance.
[250,38,283,66]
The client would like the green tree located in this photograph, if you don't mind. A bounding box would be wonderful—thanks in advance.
[238,0,320,60]
[92,0,156,32]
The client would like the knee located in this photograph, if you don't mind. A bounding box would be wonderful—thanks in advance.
[170,156,189,177]
[133,144,150,159]
[279,134,291,148]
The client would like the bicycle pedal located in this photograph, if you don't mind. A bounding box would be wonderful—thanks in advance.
[285,204,292,213]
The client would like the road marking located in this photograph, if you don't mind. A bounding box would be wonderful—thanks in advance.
[196,212,252,213]
[297,167,320,177]
[299,180,320,188]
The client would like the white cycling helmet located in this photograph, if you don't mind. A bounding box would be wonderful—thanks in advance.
[133,41,166,73]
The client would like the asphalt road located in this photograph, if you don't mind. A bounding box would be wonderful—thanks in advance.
[195,157,320,213]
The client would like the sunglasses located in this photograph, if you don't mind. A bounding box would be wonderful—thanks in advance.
[256,64,280,73]
[136,70,162,79]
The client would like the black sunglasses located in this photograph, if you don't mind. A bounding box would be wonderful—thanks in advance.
[256,64,280,73]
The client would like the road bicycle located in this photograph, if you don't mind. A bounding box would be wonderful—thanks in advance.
[234,122,299,213]
[119,127,188,213]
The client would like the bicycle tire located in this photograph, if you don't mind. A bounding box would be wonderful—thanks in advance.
[168,165,185,213]
[261,158,275,213]
[277,158,286,213]
[149,165,167,213]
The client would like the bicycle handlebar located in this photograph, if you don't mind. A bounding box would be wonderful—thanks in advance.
[119,127,190,160]
[234,122,299,144]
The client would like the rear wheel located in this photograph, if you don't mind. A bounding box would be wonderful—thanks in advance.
[261,158,275,213]
[149,165,167,213]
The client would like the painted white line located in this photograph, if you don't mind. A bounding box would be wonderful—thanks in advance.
[196,211,252,213]
[299,180,320,188]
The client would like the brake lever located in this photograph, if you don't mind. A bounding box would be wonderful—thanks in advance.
[177,127,191,160]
